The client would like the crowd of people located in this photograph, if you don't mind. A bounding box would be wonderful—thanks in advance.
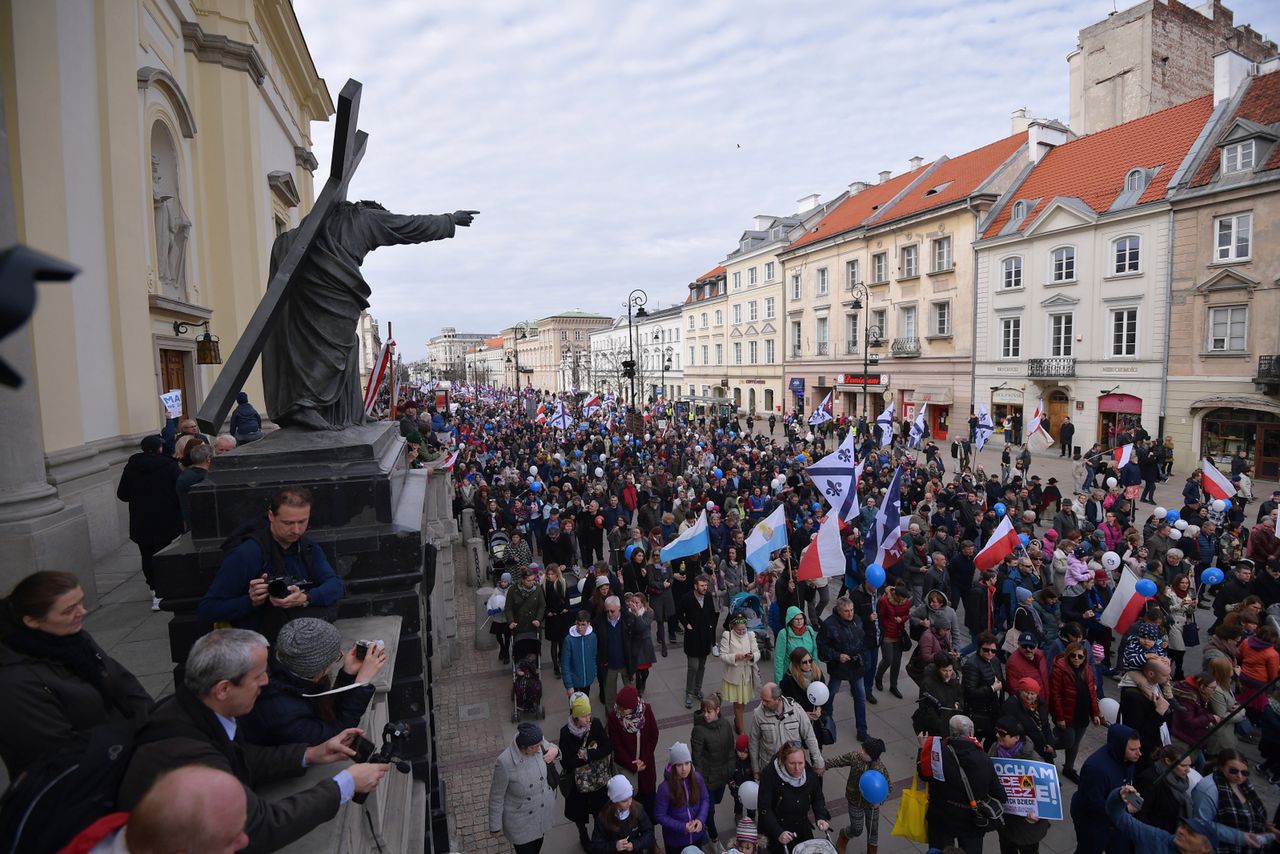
[465,389,1280,853]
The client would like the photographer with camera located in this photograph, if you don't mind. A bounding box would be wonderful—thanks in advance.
[119,628,390,854]
[198,487,344,641]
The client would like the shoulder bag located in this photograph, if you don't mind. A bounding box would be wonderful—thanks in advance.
[946,744,1003,828]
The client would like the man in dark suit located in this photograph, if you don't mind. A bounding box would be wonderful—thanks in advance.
[1058,417,1075,457]
[679,574,719,709]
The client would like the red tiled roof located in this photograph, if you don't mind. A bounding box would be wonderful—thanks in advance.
[696,265,726,282]
[1191,69,1280,186]
[484,336,504,348]
[785,165,933,251]
[983,96,1214,239]
[880,133,1026,223]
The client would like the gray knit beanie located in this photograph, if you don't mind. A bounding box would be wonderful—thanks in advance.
[275,618,342,679]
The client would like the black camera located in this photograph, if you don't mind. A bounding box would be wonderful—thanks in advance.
[352,721,413,805]
[267,575,314,599]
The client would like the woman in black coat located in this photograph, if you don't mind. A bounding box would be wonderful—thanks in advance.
[115,435,183,595]
[559,702,614,846]
[0,571,153,777]
[757,742,831,854]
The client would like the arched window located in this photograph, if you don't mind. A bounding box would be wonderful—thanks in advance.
[1050,246,1076,283]
[1011,200,1030,223]
[1000,256,1023,290]
[1112,235,1141,275]
[1124,169,1146,192]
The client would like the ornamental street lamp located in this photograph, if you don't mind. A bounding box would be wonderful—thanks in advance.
[561,343,582,393]
[624,289,648,408]
[848,282,885,418]
[506,320,531,387]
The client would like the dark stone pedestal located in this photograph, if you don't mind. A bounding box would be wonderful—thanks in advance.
[152,423,446,849]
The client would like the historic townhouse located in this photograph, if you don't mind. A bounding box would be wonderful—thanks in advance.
[778,131,1027,438]
[973,98,1215,451]
[1165,57,1280,479]
[680,266,729,408]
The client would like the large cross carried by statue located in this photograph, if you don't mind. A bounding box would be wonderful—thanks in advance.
[197,79,476,434]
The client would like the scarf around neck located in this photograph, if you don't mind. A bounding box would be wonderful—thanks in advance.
[620,701,647,734]
[567,716,591,739]
[774,757,807,788]
[4,627,104,687]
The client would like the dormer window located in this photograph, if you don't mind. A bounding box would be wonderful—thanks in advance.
[1011,200,1030,223]
[1223,140,1256,174]
[1124,169,1146,192]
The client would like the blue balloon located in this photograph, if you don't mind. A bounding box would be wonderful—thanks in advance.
[858,769,889,805]
[529,481,542,493]
[1222,500,1233,512]
[796,454,807,464]
[865,563,886,589]
[697,443,705,450]
[1201,567,1225,586]
[574,449,583,458]
[993,502,1007,516]
[713,467,724,478]
[1019,534,1030,547]
[1135,579,1158,598]
[1164,509,1179,523]
[625,544,638,561]
[729,432,737,438]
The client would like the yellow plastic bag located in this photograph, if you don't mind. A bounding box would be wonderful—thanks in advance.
[891,772,929,844]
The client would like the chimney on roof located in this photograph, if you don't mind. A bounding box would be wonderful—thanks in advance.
[1010,108,1031,133]
[796,193,821,214]
[878,170,892,184]
[848,180,869,195]
[1214,49,1253,102]
[1261,57,1280,75]
[1027,120,1068,165]
[908,156,923,170]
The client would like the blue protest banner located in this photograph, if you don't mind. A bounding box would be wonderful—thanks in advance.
[989,758,1062,820]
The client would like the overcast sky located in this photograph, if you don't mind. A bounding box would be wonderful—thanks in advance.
[293,0,1279,359]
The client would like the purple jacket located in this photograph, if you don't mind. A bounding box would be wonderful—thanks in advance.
[653,765,710,851]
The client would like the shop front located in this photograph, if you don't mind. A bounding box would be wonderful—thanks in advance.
[835,372,888,420]
[787,377,805,416]
[903,387,952,440]
[1097,393,1144,446]
[1198,405,1280,481]
[990,387,1024,437]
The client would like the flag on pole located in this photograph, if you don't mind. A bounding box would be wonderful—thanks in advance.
[975,515,1022,572]
[875,401,896,448]
[547,401,573,430]
[1201,458,1237,500]
[440,449,459,470]
[909,403,929,449]
[582,394,601,416]
[745,505,789,574]
[362,338,394,416]
[808,391,834,426]
[660,510,710,562]
[796,511,846,581]
[975,404,994,452]
[390,354,402,420]
[1026,399,1054,451]
[1100,566,1147,635]
[804,431,861,520]
[1114,443,1134,468]
[534,403,547,424]
[864,467,907,569]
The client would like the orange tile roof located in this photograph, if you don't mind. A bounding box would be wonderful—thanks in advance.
[1191,69,1280,186]
[786,164,933,252]
[983,96,1214,239]
[880,133,1026,223]
[484,336,504,348]
[696,264,726,282]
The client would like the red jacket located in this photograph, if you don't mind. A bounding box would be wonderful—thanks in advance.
[1048,655,1101,725]
[878,595,912,640]
[1005,648,1050,697]
[607,705,660,794]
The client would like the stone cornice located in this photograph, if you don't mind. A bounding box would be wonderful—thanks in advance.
[294,146,319,172]
[181,22,266,86]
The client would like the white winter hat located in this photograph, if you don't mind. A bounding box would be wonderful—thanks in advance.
[607,774,633,803]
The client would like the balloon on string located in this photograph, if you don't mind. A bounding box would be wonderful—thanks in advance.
[1212,499,1226,513]
[625,544,638,561]
[1201,567,1225,586]
[858,770,889,805]
[1106,477,1118,488]
[574,449,583,458]
[1135,578,1157,597]
[529,465,538,475]
[529,482,542,493]
[1100,697,1120,725]
[595,467,605,478]
[796,454,807,464]
[1019,534,1030,547]
[1174,519,1189,531]
[865,564,886,588]
[1222,499,1232,512]
[1184,526,1200,538]
[713,467,724,478]
[600,454,607,463]
[707,501,716,511]
[811,502,821,512]
[527,476,535,484]
[806,682,829,706]
[993,502,1007,516]
[738,781,760,811]
[1165,509,1180,523]
[1169,529,1182,540]
[1102,552,1121,571]
[1154,507,1167,519]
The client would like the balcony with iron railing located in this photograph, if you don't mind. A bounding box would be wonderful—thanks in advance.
[1027,357,1076,378]
[1257,355,1280,385]
[816,343,829,356]
[890,337,920,357]
[846,342,859,355]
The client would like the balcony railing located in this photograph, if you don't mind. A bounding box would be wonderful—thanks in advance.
[816,343,829,356]
[845,342,859,354]
[1258,355,1280,383]
[890,337,921,357]
[1027,357,1076,378]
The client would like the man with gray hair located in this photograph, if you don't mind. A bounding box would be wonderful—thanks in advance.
[176,441,213,529]
[748,682,824,777]
[119,628,390,852]
[214,433,238,455]
[918,714,1007,852]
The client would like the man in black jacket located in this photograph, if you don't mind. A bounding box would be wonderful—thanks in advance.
[118,629,389,854]
[592,595,636,708]
[919,714,1008,854]
[817,597,868,740]
[849,577,881,706]
[116,434,183,609]
[679,574,719,709]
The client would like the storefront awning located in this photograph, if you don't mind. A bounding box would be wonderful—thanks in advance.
[1190,394,1280,416]
[907,387,953,404]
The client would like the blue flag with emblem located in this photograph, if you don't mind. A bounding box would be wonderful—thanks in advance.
[745,504,789,574]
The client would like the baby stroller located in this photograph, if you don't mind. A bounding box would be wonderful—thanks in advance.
[786,832,839,853]
[511,632,544,721]
[488,530,516,583]
[727,592,772,656]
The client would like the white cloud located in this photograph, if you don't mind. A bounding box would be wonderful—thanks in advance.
[292,0,1279,355]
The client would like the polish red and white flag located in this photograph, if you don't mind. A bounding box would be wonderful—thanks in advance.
[1201,458,1237,500]
[796,510,846,581]
[1114,443,1133,468]
[1100,566,1146,635]
[975,515,1022,572]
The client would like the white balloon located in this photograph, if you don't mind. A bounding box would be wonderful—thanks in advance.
[1100,697,1120,725]
[706,500,716,510]
[1212,499,1226,513]
[1154,506,1167,519]
[600,454,607,462]
[529,465,538,475]
[1185,526,1200,538]
[1174,519,1189,531]
[527,476,534,484]
[1106,477,1118,488]
[806,432,815,442]
[806,682,830,706]
[1169,529,1182,540]
[738,781,760,811]
[1102,551,1121,570]
[595,467,605,478]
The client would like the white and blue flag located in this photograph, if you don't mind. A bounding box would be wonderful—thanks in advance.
[804,430,862,521]
[745,504,789,574]
[975,404,994,451]
[875,400,896,448]
[660,510,709,563]
[909,403,928,449]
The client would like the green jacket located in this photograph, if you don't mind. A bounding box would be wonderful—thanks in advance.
[690,708,736,790]
[503,582,546,635]
[773,606,819,683]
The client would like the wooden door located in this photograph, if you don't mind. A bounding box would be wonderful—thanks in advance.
[1046,393,1069,442]
[1258,425,1280,481]
[159,349,189,419]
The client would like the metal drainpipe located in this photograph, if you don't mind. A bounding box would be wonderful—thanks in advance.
[1158,208,1174,441]
[966,199,980,417]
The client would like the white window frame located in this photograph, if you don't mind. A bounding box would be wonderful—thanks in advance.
[689,345,695,365]
[1050,246,1077,283]
[900,305,917,338]
[748,300,758,322]
[846,259,860,288]
[765,339,776,364]
[701,312,708,329]
[748,267,758,285]
[932,236,952,272]
[764,297,775,319]
[932,301,951,337]
[764,261,775,281]
[749,340,758,364]
[1001,256,1023,290]
[816,267,829,296]
[1011,200,1030,224]
[845,313,860,351]
[1124,169,1146,192]
[688,315,695,330]
[1223,140,1256,174]
[732,304,741,324]
[790,320,802,356]
[714,310,723,326]
[1112,235,1141,275]
[701,344,709,364]
[901,245,919,278]
[1048,312,1074,357]
[1000,316,1021,359]
[871,309,887,339]
[1215,213,1252,261]
[872,252,888,283]
[1109,307,1139,358]
[816,316,829,355]
[732,271,741,289]
[1207,305,1248,352]
[791,273,802,300]
[733,342,742,365]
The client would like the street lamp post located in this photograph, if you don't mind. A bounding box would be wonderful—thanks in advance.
[561,344,582,394]
[625,288,648,408]
[506,320,531,388]
[848,282,884,418]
